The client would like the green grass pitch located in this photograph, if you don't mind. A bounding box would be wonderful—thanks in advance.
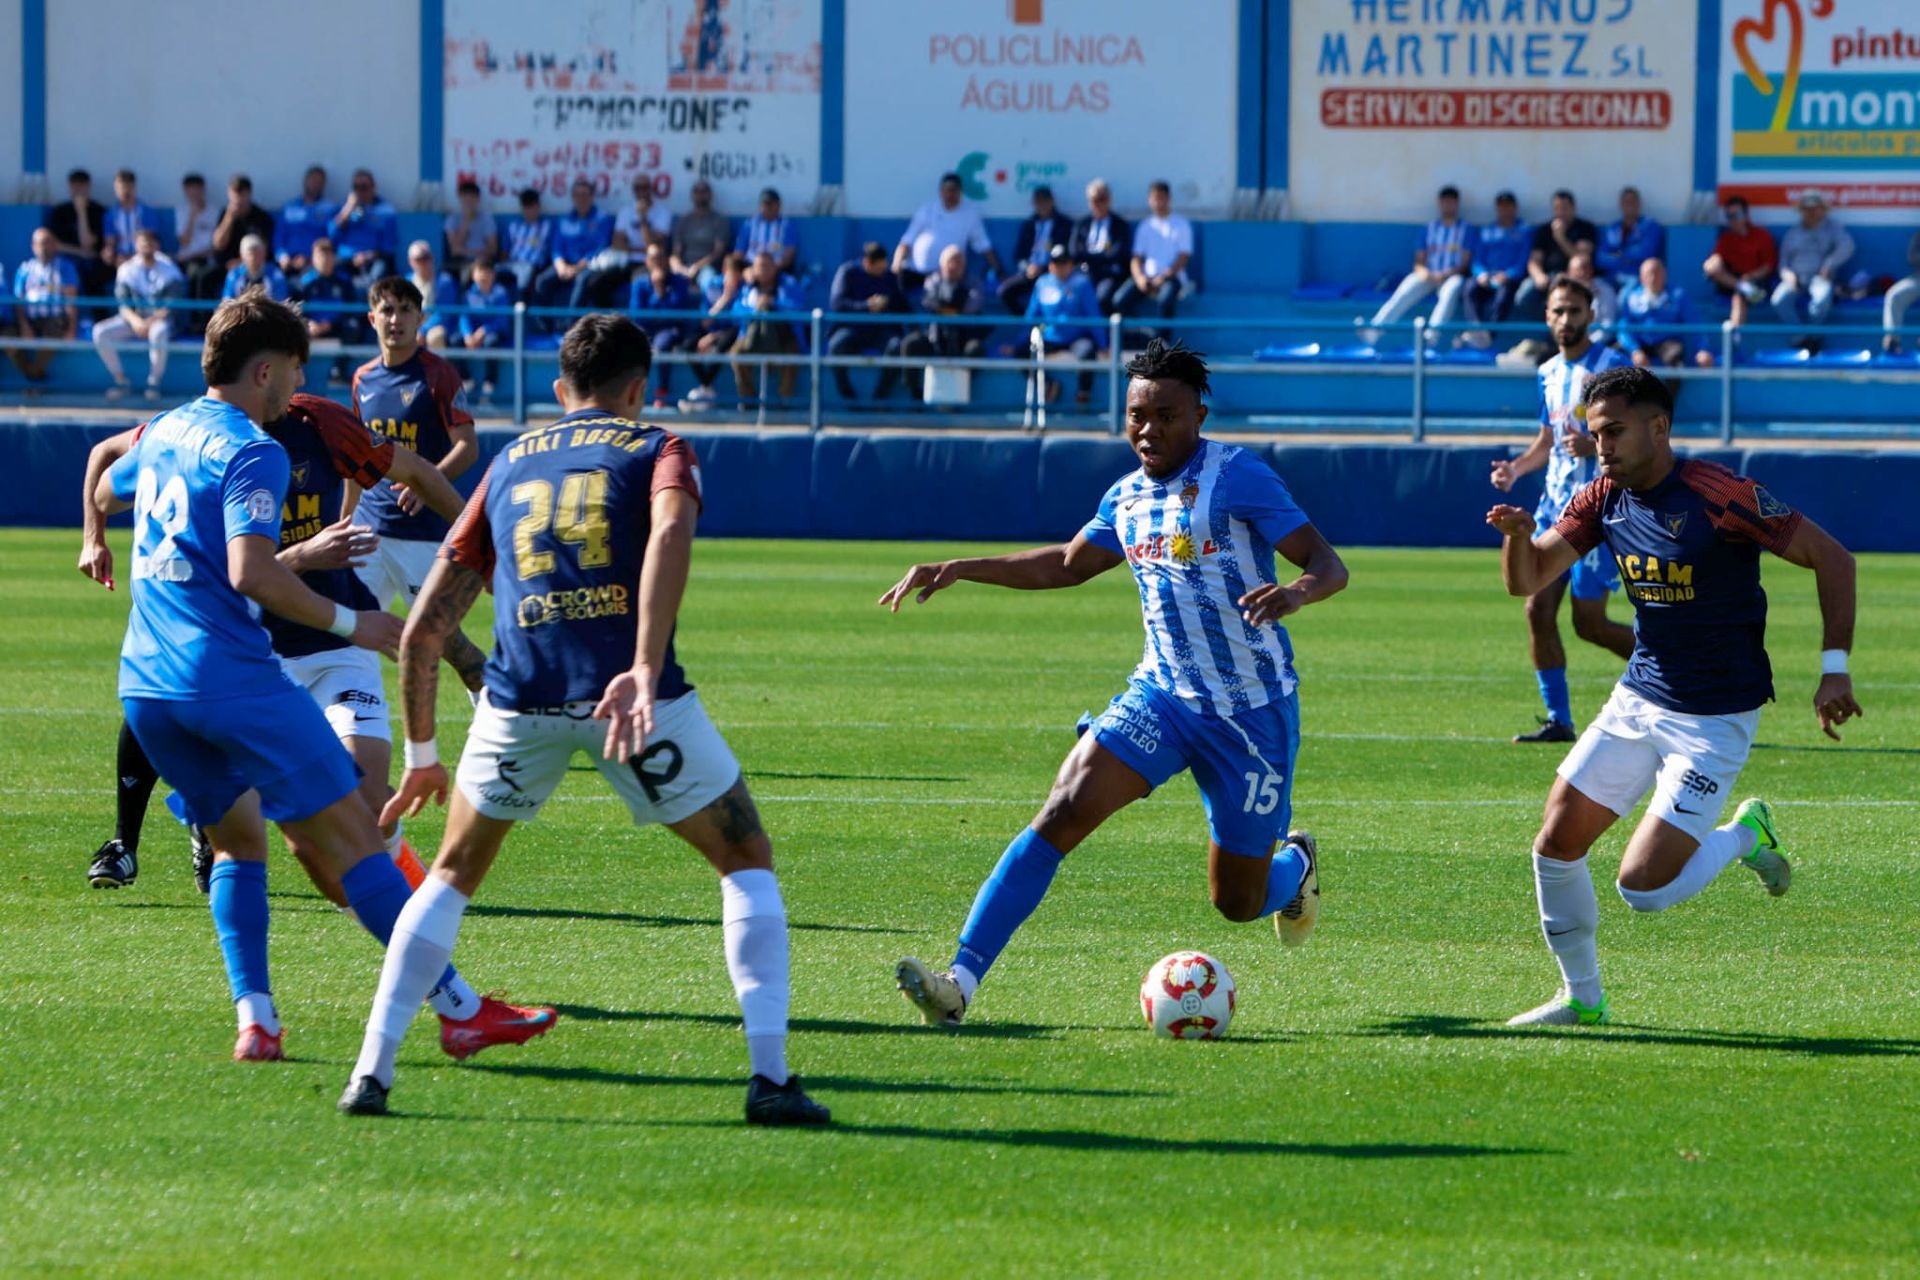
[2,528,1916,1276]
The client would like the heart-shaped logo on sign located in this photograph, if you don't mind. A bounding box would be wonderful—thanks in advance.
[1731,0,1834,131]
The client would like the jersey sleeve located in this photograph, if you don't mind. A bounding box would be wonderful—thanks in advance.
[301,395,394,487]
[222,440,291,544]
[1078,478,1126,554]
[651,433,703,512]
[108,444,141,503]
[430,358,475,432]
[439,463,496,579]
[1686,462,1804,554]
[1551,479,1607,553]
[1222,451,1309,546]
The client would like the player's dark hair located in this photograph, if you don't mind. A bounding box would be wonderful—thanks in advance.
[1583,363,1674,418]
[1495,189,1517,204]
[366,275,423,311]
[1552,188,1576,204]
[1546,273,1594,306]
[559,313,653,397]
[1438,184,1460,200]
[518,187,541,207]
[1621,185,1640,198]
[1148,179,1171,197]
[202,292,309,385]
[1032,183,1053,200]
[115,168,136,185]
[68,168,91,185]
[229,173,252,193]
[861,240,886,261]
[182,172,204,188]
[471,254,496,271]
[1724,195,1750,214]
[458,178,480,196]
[1126,337,1210,400]
[939,171,962,188]
[306,163,327,179]
[760,186,781,203]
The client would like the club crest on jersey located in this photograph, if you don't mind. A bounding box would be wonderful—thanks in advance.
[289,462,310,489]
[1663,512,1688,539]
[1179,482,1199,508]
[1753,485,1790,519]
[402,386,420,409]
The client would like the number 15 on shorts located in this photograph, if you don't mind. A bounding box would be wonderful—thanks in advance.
[1242,771,1283,815]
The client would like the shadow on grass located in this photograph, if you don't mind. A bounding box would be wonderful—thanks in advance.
[113,898,335,914]
[563,762,967,782]
[464,904,910,935]
[463,1061,1156,1099]
[1750,741,1920,757]
[550,1002,1062,1039]
[1358,1013,1920,1058]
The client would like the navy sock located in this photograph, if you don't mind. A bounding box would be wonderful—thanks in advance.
[952,828,1065,982]
[113,720,159,853]
[340,855,458,993]
[1260,842,1309,917]
[209,860,270,1001]
[1536,666,1573,726]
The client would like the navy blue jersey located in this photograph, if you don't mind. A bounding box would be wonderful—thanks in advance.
[1555,460,1804,715]
[352,349,472,542]
[262,394,393,658]
[442,410,703,710]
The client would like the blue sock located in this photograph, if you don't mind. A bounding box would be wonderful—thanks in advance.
[952,828,1065,982]
[1260,842,1309,917]
[1537,666,1573,726]
[209,860,271,1001]
[339,855,459,994]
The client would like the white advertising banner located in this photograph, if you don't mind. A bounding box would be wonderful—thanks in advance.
[841,0,1239,217]
[1290,1,1697,222]
[1717,0,1920,220]
[444,0,822,210]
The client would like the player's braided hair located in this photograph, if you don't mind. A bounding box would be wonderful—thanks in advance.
[1583,363,1674,417]
[1125,337,1210,400]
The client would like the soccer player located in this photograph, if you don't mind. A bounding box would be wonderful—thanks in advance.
[350,276,488,694]
[1487,365,1860,1027]
[338,314,829,1126]
[880,340,1348,1027]
[93,293,551,1062]
[1489,275,1636,742]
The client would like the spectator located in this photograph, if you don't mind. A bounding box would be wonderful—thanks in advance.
[93,227,182,401]
[503,187,553,292]
[895,171,1000,295]
[1618,258,1713,399]
[1879,227,1920,354]
[734,187,798,275]
[9,228,80,389]
[1595,186,1666,288]
[1025,243,1107,405]
[44,167,109,297]
[103,169,159,270]
[1114,180,1195,331]
[171,173,217,327]
[1515,189,1597,317]
[670,179,731,290]
[1069,178,1133,313]
[682,250,748,409]
[1773,191,1854,349]
[999,184,1067,314]
[729,250,807,406]
[826,241,910,401]
[221,234,290,302]
[331,168,398,284]
[1567,252,1618,340]
[442,178,499,276]
[1467,190,1531,346]
[276,164,336,277]
[532,179,614,326]
[1361,184,1476,348]
[457,256,514,398]
[405,239,459,348]
[571,177,670,308]
[201,174,276,305]
[1702,195,1777,331]
[901,245,988,399]
[628,243,694,406]
[293,236,361,384]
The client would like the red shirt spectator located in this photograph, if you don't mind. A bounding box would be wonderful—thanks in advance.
[1713,218,1777,278]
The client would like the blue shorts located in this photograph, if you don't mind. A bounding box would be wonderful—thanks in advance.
[1087,678,1300,857]
[124,686,361,827]
[1565,546,1620,601]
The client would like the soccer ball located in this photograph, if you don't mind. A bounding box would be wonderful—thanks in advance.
[1140,950,1235,1040]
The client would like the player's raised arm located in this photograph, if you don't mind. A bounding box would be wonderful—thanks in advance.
[79,427,139,588]
[228,534,401,655]
[878,533,1124,613]
[1487,504,1579,597]
[382,442,467,525]
[597,485,699,762]
[1772,515,1862,739]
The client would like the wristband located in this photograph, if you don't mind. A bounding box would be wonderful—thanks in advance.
[1820,649,1849,676]
[403,738,439,770]
[326,603,358,639]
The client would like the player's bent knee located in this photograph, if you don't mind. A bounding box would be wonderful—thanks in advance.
[1616,879,1680,912]
[1532,827,1588,861]
[1210,885,1265,923]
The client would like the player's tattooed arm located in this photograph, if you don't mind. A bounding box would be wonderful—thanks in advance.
[442,627,489,694]
[400,559,485,744]
[1240,524,1349,625]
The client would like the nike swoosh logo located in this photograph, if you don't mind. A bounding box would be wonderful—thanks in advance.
[353,714,381,723]
[1545,926,1578,937]
[1603,515,1630,525]
[1673,804,1701,815]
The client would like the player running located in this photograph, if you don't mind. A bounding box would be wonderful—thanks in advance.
[92,293,552,1062]
[1490,276,1635,743]
[880,340,1349,1027]
[1488,365,1860,1027]
[350,276,488,692]
[339,314,829,1126]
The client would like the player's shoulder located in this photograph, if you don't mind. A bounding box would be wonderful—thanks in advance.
[351,354,382,385]
[418,347,460,384]
[1596,344,1634,370]
[1675,457,1745,500]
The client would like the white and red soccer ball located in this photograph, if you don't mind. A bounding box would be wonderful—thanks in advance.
[1140,950,1235,1040]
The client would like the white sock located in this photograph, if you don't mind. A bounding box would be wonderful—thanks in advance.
[1534,852,1602,1007]
[383,824,404,860]
[951,966,980,1002]
[721,869,790,1085]
[352,877,470,1087]
[236,991,280,1035]
[1618,824,1757,913]
[428,971,482,1021]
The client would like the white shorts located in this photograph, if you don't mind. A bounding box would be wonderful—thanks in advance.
[354,537,443,609]
[279,647,390,744]
[1556,684,1759,842]
[456,689,739,826]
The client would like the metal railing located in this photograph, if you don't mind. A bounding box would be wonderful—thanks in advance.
[4,294,1918,442]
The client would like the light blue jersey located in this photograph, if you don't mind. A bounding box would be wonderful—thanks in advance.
[1081,439,1309,718]
[108,396,296,702]
[1535,342,1631,527]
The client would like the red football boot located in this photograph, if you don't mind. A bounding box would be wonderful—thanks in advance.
[439,995,558,1061]
[234,1025,285,1062]
[393,839,428,890]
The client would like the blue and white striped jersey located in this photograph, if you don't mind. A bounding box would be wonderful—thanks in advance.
[1535,342,1630,525]
[1081,440,1310,718]
[1421,219,1477,273]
